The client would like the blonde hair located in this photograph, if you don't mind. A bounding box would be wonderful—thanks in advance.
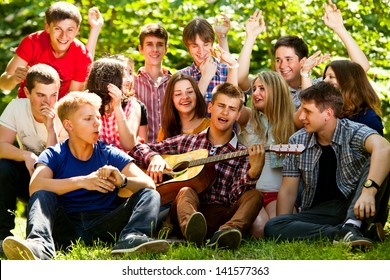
[250,71,295,144]
[57,91,102,122]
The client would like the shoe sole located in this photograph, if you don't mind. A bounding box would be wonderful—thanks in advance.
[333,239,373,249]
[2,236,38,260]
[184,212,207,247]
[111,240,169,255]
[207,229,242,250]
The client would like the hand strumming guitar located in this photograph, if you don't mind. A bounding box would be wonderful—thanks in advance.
[247,144,265,180]
[147,154,173,183]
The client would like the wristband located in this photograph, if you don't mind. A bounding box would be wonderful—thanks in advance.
[228,63,239,69]
[300,69,311,78]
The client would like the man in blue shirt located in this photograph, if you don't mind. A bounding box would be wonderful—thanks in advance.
[2,91,168,259]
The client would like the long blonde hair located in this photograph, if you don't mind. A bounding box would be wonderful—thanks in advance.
[250,71,295,144]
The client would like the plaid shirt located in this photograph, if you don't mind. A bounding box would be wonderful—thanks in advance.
[180,59,229,105]
[99,99,135,152]
[283,118,377,211]
[130,128,257,207]
[134,67,171,143]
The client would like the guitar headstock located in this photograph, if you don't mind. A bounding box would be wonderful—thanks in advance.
[269,144,305,154]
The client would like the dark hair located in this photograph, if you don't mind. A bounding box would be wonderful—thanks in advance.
[183,18,215,48]
[274,35,308,60]
[45,1,82,26]
[139,23,169,46]
[299,81,344,117]
[161,72,207,139]
[211,83,244,110]
[86,57,129,116]
[25,64,60,92]
[324,60,382,118]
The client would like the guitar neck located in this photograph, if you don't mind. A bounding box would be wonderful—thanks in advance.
[188,145,271,168]
[187,143,305,168]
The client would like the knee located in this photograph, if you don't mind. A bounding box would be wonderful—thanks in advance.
[139,188,160,204]
[263,217,281,238]
[30,190,57,204]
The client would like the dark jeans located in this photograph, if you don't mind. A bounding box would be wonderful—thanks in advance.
[0,159,30,240]
[264,160,390,241]
[26,188,160,259]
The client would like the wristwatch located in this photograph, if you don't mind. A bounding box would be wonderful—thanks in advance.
[118,174,128,189]
[363,179,379,190]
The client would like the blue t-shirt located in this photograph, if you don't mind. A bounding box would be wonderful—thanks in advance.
[350,108,383,136]
[37,140,132,213]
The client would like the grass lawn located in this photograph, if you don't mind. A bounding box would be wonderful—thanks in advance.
[2,201,390,260]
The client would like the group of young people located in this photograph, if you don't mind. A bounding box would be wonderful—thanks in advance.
[0,0,389,260]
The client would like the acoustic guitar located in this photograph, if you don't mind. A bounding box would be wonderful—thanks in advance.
[119,144,305,205]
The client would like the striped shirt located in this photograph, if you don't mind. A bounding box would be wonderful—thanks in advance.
[130,128,257,207]
[180,59,229,106]
[133,67,171,143]
[283,118,377,210]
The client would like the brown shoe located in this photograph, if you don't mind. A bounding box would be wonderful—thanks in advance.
[184,212,207,247]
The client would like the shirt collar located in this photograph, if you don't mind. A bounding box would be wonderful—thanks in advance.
[200,127,239,149]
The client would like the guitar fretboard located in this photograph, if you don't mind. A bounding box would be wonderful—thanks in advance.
[188,149,250,167]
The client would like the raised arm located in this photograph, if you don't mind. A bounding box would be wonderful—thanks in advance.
[323,0,370,71]
[214,13,231,52]
[86,7,104,61]
[237,10,265,91]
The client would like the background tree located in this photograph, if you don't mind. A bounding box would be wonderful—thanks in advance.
[1,0,389,138]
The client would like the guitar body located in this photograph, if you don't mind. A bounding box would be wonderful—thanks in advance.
[118,149,217,205]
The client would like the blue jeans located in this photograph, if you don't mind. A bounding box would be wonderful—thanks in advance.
[26,188,160,259]
[264,159,389,241]
[0,159,30,239]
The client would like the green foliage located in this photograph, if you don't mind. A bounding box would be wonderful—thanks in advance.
[0,0,389,139]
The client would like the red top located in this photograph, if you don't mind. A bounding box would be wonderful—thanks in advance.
[16,30,92,99]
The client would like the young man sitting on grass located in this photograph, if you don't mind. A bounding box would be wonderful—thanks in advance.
[2,91,169,260]
[130,83,265,250]
[264,82,390,248]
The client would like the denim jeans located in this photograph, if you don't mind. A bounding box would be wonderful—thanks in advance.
[264,159,389,241]
[0,159,30,240]
[26,188,160,259]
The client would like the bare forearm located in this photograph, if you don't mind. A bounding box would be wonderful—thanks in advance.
[0,142,30,161]
[30,176,84,196]
[238,36,256,91]
[0,72,18,91]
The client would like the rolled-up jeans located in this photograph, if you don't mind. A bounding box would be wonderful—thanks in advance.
[26,188,160,259]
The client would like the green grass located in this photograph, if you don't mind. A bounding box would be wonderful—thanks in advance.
[3,202,390,260]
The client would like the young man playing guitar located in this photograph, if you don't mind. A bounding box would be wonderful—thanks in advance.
[130,83,265,249]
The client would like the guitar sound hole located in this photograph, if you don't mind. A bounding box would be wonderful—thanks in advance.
[172,161,189,172]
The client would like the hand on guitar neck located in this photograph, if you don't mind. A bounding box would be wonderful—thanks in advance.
[118,144,305,205]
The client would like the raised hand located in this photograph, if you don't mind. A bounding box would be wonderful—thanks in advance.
[323,0,344,32]
[246,9,265,39]
[301,50,331,74]
[214,13,231,37]
[88,7,104,30]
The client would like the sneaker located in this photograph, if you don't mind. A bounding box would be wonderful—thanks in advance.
[206,228,242,250]
[184,212,207,247]
[2,236,38,260]
[111,235,169,255]
[335,224,373,249]
[365,222,386,242]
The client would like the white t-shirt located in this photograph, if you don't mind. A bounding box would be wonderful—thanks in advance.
[0,98,68,155]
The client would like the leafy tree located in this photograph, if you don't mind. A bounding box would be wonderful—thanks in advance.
[1,0,389,138]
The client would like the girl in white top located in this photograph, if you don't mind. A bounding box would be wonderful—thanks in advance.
[239,71,296,238]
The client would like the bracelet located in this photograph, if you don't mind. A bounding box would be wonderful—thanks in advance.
[300,69,311,78]
[220,34,226,38]
[228,62,239,69]
[118,174,128,189]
